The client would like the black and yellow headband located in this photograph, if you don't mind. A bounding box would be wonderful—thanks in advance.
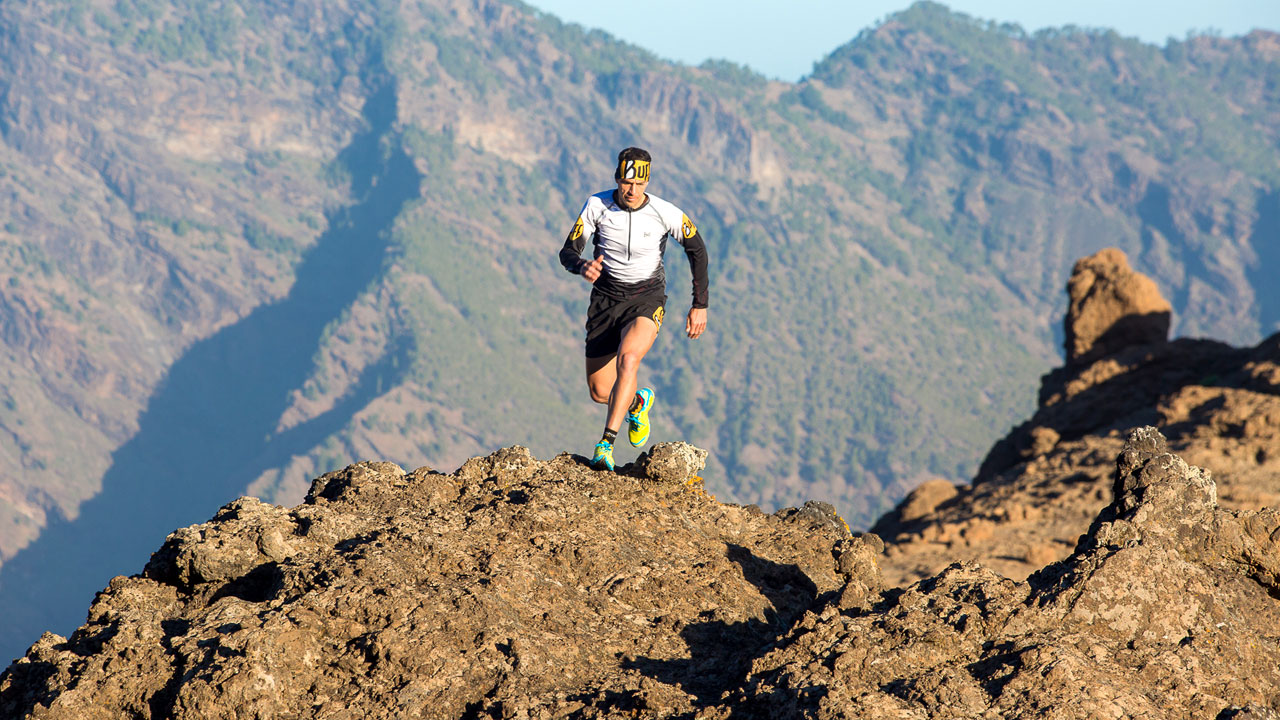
[617,159,650,182]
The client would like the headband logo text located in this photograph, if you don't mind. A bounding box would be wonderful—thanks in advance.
[619,160,650,182]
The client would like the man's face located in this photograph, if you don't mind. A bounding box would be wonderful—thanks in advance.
[616,178,648,209]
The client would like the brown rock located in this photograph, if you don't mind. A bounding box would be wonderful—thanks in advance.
[1022,541,1061,567]
[0,446,853,719]
[868,478,960,545]
[733,430,1280,718]
[637,441,709,484]
[898,479,959,523]
[1064,248,1171,364]
[1026,425,1060,457]
[834,535,885,612]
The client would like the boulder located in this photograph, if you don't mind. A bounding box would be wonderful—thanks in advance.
[636,441,709,484]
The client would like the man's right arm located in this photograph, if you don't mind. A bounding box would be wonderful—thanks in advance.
[559,210,590,275]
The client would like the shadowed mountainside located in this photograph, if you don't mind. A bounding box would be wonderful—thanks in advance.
[0,67,422,663]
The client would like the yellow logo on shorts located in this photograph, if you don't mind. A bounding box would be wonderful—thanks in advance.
[681,214,697,240]
[652,306,664,331]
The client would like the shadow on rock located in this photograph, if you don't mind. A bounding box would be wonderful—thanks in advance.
[623,543,821,706]
[977,335,1277,480]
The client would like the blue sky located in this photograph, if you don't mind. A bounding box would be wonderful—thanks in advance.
[524,0,1280,81]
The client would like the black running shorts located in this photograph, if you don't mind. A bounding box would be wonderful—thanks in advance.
[584,289,666,359]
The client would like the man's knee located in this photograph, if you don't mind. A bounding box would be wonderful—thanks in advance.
[616,350,643,376]
[588,381,611,404]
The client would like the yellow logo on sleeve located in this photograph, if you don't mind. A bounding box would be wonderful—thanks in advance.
[569,216,584,241]
[681,214,697,240]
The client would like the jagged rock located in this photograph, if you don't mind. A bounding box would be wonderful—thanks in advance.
[144,497,300,591]
[1063,247,1171,364]
[868,478,959,542]
[885,254,1279,587]
[1066,428,1280,597]
[832,534,884,612]
[1,446,855,719]
[734,429,1280,718]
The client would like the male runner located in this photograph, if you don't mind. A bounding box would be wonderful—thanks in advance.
[559,147,709,470]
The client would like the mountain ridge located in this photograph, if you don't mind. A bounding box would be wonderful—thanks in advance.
[2,416,1276,716]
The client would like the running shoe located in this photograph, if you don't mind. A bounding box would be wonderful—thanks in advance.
[592,440,615,471]
[627,387,655,447]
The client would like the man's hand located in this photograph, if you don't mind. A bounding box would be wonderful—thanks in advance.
[686,307,707,339]
[581,256,605,283]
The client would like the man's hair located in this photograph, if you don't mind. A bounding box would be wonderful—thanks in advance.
[615,147,651,180]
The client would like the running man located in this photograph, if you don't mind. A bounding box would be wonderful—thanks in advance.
[559,147,709,470]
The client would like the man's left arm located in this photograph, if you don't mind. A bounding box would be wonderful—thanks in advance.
[677,213,708,339]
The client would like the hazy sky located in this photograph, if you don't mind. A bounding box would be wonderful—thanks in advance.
[525,0,1280,81]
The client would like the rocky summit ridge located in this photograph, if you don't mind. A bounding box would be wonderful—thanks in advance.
[2,436,1278,717]
[0,443,874,718]
[2,250,1279,718]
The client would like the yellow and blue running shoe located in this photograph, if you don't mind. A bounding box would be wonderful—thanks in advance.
[627,387,655,447]
[592,440,615,471]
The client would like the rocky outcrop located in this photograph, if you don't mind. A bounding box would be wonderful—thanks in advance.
[4,431,1278,718]
[733,428,1280,719]
[874,251,1280,587]
[1063,248,1171,364]
[0,443,876,719]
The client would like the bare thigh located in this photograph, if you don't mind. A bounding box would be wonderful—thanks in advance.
[614,316,659,371]
[585,317,659,403]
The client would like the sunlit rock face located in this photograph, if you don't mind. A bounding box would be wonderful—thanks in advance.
[1064,247,1172,365]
